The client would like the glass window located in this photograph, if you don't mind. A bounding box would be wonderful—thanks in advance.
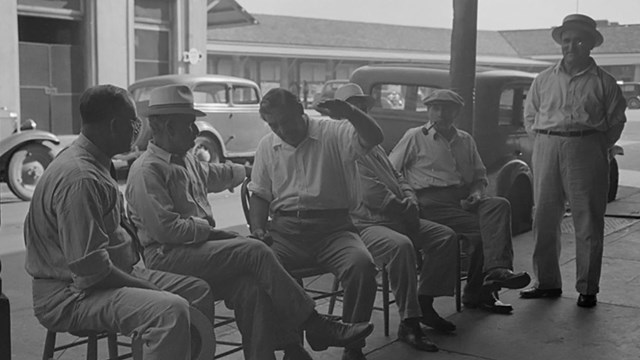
[134,0,171,80]
[232,85,259,104]
[498,86,528,127]
[498,89,514,126]
[135,0,171,23]
[193,83,228,104]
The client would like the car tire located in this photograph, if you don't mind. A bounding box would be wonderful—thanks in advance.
[608,157,619,203]
[628,98,640,109]
[506,176,533,235]
[7,143,55,201]
[192,135,222,163]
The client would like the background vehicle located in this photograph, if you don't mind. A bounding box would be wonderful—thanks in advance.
[351,64,622,234]
[127,74,270,167]
[619,82,640,109]
[311,79,349,108]
[0,107,58,201]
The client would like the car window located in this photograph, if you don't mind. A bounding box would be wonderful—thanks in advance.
[371,84,439,112]
[193,83,228,104]
[231,85,259,104]
[498,86,528,127]
[132,87,155,102]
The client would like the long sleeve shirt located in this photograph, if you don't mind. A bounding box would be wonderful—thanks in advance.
[125,142,246,247]
[388,124,488,191]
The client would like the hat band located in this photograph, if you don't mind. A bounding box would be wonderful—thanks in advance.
[149,103,197,111]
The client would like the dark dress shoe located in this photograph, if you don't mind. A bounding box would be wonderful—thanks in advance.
[305,314,374,351]
[464,290,513,314]
[483,268,531,290]
[397,321,439,352]
[341,347,367,360]
[520,287,562,299]
[577,294,597,308]
[420,311,456,333]
[283,343,314,360]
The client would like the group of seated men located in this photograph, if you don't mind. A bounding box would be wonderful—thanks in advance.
[24,81,530,360]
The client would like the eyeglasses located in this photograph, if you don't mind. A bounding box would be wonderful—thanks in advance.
[131,116,142,139]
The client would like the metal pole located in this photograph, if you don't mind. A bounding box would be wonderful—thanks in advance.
[450,0,478,133]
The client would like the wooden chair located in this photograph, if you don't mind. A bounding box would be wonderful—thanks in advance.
[42,330,133,360]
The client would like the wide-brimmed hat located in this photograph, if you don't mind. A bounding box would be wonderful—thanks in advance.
[334,83,375,108]
[551,14,603,48]
[147,85,206,117]
[422,89,464,107]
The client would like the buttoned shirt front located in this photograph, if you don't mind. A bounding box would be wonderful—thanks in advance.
[24,134,139,291]
[351,145,414,227]
[125,142,246,247]
[248,116,367,213]
[524,58,627,133]
[388,124,487,191]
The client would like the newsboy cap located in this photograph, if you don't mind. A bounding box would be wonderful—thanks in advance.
[422,89,465,107]
[551,14,603,47]
[147,85,206,117]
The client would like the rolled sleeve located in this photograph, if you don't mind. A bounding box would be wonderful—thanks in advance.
[247,139,274,202]
[202,161,247,193]
[68,249,113,290]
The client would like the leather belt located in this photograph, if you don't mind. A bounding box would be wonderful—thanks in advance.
[535,129,599,137]
[276,209,349,219]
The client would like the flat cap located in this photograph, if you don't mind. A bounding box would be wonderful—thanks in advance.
[422,89,465,107]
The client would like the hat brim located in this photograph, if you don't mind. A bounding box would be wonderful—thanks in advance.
[147,107,206,117]
[551,24,603,47]
[346,95,375,108]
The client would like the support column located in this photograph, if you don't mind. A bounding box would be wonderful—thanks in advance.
[93,0,129,87]
[178,0,207,75]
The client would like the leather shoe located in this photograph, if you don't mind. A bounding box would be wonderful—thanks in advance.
[577,294,597,308]
[464,290,513,314]
[483,268,531,290]
[341,348,367,360]
[305,314,374,351]
[283,343,313,360]
[397,321,439,352]
[519,287,562,299]
[420,311,456,333]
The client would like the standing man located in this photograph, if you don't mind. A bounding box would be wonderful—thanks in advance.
[521,14,627,308]
[249,88,383,360]
[337,84,458,352]
[389,89,531,314]
[24,85,214,360]
[126,85,372,360]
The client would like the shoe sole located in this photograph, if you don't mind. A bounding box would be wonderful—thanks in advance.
[520,289,563,299]
[485,273,531,290]
[307,323,374,352]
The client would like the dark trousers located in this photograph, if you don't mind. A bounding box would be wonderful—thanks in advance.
[417,187,514,301]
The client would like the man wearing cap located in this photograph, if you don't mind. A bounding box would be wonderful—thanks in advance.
[248,88,383,360]
[126,85,374,360]
[24,84,215,360]
[521,14,627,308]
[337,84,458,352]
[389,89,531,314]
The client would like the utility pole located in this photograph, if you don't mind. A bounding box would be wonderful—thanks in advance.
[450,0,478,133]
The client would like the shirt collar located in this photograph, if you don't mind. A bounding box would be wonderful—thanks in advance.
[75,134,111,170]
[272,114,318,149]
[424,122,461,142]
[147,141,174,164]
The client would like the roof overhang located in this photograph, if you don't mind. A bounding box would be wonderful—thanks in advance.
[531,53,640,66]
[207,41,552,68]
[207,0,257,28]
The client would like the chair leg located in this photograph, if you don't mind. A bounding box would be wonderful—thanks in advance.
[327,277,340,315]
[86,333,98,360]
[107,333,119,359]
[43,331,56,360]
[381,265,390,337]
[456,236,462,312]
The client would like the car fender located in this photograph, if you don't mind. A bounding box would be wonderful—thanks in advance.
[195,120,227,155]
[0,130,60,158]
[493,159,532,198]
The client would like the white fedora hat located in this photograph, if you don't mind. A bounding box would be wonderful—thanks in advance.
[147,85,206,117]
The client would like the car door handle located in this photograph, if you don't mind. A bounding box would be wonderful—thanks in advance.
[514,150,523,156]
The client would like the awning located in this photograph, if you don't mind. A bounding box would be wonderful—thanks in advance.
[207,0,257,28]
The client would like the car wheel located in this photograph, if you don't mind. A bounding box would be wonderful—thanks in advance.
[628,98,640,109]
[506,176,533,235]
[192,135,222,163]
[7,143,55,201]
[608,157,619,203]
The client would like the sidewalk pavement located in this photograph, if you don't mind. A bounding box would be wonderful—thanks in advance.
[3,188,640,359]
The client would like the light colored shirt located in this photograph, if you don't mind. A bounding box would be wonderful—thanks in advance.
[388,124,488,190]
[351,145,414,228]
[524,58,627,133]
[24,134,139,291]
[125,142,246,247]
[248,116,367,213]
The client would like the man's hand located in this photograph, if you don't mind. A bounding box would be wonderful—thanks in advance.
[208,228,239,241]
[248,228,274,246]
[315,99,355,120]
[401,197,420,233]
[460,192,484,211]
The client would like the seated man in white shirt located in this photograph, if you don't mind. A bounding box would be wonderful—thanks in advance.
[389,89,531,314]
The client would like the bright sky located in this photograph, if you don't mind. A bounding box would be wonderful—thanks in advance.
[238,0,640,30]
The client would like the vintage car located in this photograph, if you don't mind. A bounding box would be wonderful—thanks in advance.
[126,74,270,166]
[350,64,622,234]
[619,81,640,109]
